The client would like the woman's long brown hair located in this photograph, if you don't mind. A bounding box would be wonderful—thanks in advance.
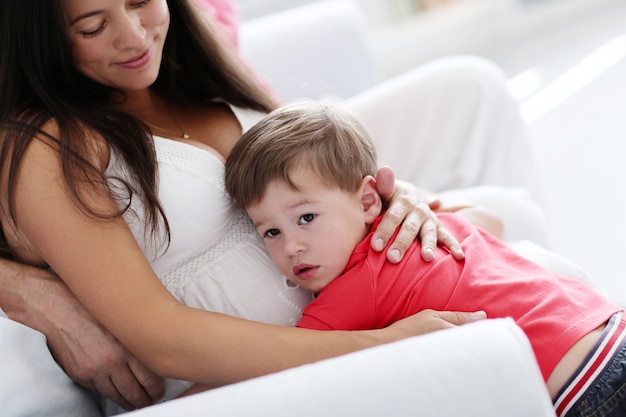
[0,0,277,260]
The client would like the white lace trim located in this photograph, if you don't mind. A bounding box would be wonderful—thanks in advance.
[154,136,226,192]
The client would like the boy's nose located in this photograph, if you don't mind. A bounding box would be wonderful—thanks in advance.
[283,235,305,257]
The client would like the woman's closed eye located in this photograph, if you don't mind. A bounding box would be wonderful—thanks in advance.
[77,0,151,38]
[81,23,107,38]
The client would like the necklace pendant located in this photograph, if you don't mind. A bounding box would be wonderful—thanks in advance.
[182,133,190,139]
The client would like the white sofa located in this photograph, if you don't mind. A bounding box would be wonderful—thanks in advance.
[0,1,564,416]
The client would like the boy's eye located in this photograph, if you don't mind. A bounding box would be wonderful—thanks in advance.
[298,213,316,225]
[264,228,280,238]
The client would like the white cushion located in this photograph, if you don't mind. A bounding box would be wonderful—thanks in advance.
[126,319,555,417]
[240,0,383,100]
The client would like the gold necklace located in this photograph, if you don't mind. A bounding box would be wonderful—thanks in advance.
[143,108,190,139]
[144,121,191,139]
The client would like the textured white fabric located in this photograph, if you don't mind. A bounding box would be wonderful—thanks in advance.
[125,319,556,417]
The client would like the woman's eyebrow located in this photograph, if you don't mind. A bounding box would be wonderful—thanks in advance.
[69,10,103,25]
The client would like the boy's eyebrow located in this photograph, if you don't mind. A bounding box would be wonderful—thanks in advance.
[286,197,316,210]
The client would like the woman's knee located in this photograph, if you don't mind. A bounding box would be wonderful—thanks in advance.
[414,55,508,89]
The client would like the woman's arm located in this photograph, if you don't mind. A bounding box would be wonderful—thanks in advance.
[0,258,164,410]
[180,308,488,396]
[10,131,484,388]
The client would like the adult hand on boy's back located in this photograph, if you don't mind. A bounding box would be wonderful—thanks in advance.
[372,166,464,263]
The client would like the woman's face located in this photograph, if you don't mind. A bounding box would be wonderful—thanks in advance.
[64,0,170,92]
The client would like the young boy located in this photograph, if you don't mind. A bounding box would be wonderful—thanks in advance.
[225,100,625,416]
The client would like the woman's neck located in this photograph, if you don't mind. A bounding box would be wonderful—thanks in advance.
[117,89,161,118]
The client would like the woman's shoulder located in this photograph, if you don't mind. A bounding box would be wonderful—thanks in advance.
[37,118,110,171]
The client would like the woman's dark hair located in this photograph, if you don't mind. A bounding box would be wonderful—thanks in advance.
[0,0,277,259]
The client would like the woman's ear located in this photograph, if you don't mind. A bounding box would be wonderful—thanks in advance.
[359,175,382,224]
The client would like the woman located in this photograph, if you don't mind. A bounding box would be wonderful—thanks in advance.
[0,0,482,413]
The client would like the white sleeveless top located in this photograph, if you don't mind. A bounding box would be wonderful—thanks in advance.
[103,107,313,406]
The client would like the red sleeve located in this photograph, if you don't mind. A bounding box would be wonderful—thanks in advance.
[296,314,335,330]
[295,261,379,331]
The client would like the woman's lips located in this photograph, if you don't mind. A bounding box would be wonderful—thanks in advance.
[293,264,319,280]
[117,47,152,70]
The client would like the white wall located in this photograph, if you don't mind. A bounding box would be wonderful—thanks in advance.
[237,0,624,78]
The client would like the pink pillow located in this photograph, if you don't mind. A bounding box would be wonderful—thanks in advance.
[194,0,240,48]
[193,0,280,100]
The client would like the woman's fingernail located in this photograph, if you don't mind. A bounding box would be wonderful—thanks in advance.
[388,248,401,263]
[471,311,487,319]
[373,238,384,251]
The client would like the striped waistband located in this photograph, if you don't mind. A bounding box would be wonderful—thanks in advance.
[554,312,626,417]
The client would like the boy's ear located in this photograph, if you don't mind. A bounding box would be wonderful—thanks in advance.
[359,175,382,224]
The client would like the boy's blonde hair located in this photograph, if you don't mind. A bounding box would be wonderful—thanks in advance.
[225,100,378,208]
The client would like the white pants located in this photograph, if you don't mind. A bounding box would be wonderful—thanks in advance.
[347,55,551,247]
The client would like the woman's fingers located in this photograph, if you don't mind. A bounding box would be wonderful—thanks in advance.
[372,166,464,262]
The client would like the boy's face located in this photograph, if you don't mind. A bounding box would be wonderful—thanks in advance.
[246,167,377,293]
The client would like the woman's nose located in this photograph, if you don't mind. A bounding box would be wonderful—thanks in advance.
[114,12,146,49]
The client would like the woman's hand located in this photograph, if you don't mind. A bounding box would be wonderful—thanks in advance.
[372,166,465,263]
[47,298,165,411]
[0,261,164,410]
[385,309,487,339]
